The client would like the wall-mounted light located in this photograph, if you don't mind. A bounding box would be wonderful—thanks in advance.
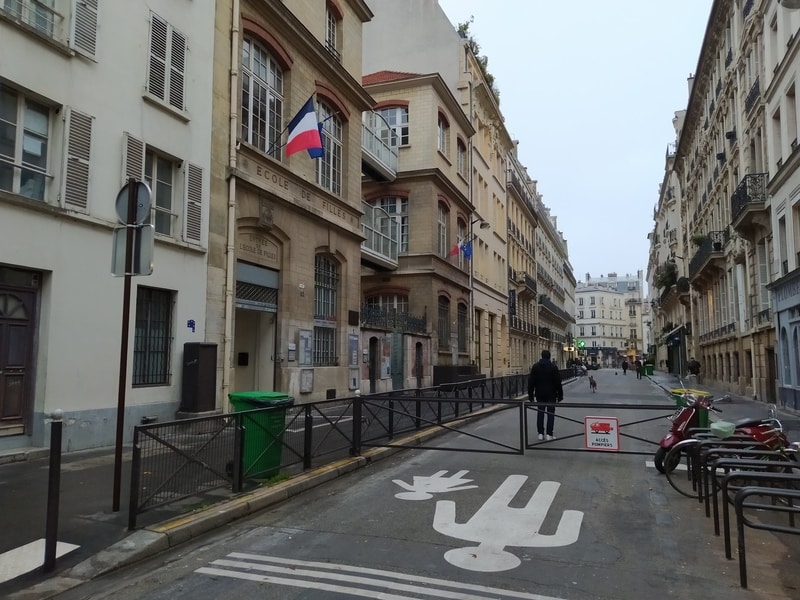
[471,218,491,230]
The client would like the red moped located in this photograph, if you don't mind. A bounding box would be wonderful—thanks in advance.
[654,392,792,473]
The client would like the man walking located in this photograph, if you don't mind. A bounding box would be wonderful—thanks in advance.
[634,358,643,380]
[528,349,564,440]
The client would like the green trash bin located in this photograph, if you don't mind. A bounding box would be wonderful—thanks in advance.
[644,363,654,376]
[670,388,712,428]
[229,391,294,478]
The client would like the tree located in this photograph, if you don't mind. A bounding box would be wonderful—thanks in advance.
[457,17,501,104]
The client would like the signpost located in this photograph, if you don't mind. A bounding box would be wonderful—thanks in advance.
[584,416,620,451]
[112,178,152,512]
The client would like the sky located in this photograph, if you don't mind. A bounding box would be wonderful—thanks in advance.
[437,0,714,284]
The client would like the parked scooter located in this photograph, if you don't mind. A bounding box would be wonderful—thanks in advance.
[654,389,793,473]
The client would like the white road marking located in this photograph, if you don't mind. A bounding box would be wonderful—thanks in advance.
[645,460,688,471]
[433,476,583,572]
[0,539,79,584]
[197,552,567,600]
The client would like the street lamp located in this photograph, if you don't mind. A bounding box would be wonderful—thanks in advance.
[469,218,491,372]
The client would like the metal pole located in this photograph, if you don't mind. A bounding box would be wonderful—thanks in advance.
[43,410,63,572]
[113,178,138,511]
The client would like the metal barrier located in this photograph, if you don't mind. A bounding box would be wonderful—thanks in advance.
[128,374,525,528]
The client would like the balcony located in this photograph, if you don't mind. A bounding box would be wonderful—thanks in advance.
[688,229,729,283]
[731,173,769,239]
[361,112,398,181]
[538,294,573,324]
[361,201,398,270]
[0,0,66,42]
[519,272,537,299]
[744,77,760,114]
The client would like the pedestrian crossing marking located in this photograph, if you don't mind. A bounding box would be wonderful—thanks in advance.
[197,552,568,599]
[0,539,79,584]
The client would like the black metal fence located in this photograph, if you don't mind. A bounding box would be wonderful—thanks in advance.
[128,373,528,529]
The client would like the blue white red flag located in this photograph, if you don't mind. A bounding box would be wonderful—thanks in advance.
[285,96,323,157]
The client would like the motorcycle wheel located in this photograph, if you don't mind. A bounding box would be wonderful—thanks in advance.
[654,447,668,473]
[664,442,703,499]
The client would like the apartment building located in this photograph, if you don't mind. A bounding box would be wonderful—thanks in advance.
[208,0,376,404]
[360,71,473,389]
[506,149,540,373]
[0,1,214,452]
[576,273,645,367]
[363,0,513,379]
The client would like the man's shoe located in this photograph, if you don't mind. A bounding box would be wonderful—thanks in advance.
[546,435,555,441]
[538,434,544,441]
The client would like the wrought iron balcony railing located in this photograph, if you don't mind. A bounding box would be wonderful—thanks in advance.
[360,306,426,334]
[731,173,768,223]
[688,228,730,279]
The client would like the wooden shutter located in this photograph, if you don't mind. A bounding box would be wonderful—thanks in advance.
[169,29,186,110]
[69,0,98,58]
[148,13,168,101]
[184,162,203,244]
[122,132,145,184]
[61,107,93,210]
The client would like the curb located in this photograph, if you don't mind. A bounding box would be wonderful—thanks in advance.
[9,401,509,600]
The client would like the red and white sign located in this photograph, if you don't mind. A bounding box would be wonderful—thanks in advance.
[584,416,619,452]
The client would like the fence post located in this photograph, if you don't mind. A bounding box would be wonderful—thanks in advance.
[303,404,313,469]
[128,426,142,530]
[43,410,63,573]
[351,390,362,455]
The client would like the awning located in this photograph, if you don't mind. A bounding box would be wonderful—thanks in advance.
[663,324,684,347]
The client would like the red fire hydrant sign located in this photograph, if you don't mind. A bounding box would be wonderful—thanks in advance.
[584,416,619,451]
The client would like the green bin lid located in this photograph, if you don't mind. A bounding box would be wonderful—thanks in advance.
[229,391,294,405]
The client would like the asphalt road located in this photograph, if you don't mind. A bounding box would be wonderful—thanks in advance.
[50,370,800,600]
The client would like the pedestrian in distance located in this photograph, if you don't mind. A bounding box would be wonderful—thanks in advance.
[528,349,564,441]
[621,360,628,376]
[688,357,701,376]
[634,358,643,380]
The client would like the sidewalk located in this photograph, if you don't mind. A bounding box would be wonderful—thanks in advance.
[1,371,798,600]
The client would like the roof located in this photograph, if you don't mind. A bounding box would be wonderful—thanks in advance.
[362,70,422,86]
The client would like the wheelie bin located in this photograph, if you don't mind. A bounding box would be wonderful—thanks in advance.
[229,391,294,478]
[644,363,654,376]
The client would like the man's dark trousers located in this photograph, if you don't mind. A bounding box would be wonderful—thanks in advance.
[537,402,556,436]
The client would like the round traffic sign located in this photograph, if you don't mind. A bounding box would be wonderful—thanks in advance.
[115,181,152,225]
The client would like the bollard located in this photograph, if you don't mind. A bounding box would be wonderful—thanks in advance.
[43,409,63,573]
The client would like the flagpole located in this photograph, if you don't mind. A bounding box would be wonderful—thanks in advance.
[266,93,321,157]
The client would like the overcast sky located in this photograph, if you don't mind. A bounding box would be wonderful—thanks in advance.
[437,0,714,285]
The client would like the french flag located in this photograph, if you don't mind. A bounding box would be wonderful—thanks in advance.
[285,96,323,158]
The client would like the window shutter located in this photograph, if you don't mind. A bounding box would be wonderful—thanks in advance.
[148,13,168,101]
[122,132,145,184]
[184,162,203,244]
[61,107,93,211]
[169,29,186,110]
[69,0,98,58]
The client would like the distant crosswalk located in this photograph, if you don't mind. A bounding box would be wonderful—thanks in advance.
[0,539,79,584]
[197,552,567,600]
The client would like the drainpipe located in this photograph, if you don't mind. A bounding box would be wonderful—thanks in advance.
[222,0,241,405]
[744,247,758,400]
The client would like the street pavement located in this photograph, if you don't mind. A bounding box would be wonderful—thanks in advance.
[1,369,798,599]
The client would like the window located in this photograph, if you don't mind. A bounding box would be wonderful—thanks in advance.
[579,326,584,336]
[375,197,408,252]
[0,0,97,56]
[365,294,408,313]
[0,85,49,201]
[457,139,467,176]
[123,133,204,245]
[144,149,176,235]
[590,309,596,318]
[133,286,173,386]
[578,310,583,319]
[325,4,341,62]
[630,328,637,339]
[438,297,450,347]
[437,113,450,156]
[457,302,467,352]
[578,298,584,306]
[591,326,596,336]
[590,296,595,305]
[147,13,186,111]
[317,101,342,195]
[314,255,339,365]
[241,37,284,157]
[378,106,409,146]
[437,203,448,257]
